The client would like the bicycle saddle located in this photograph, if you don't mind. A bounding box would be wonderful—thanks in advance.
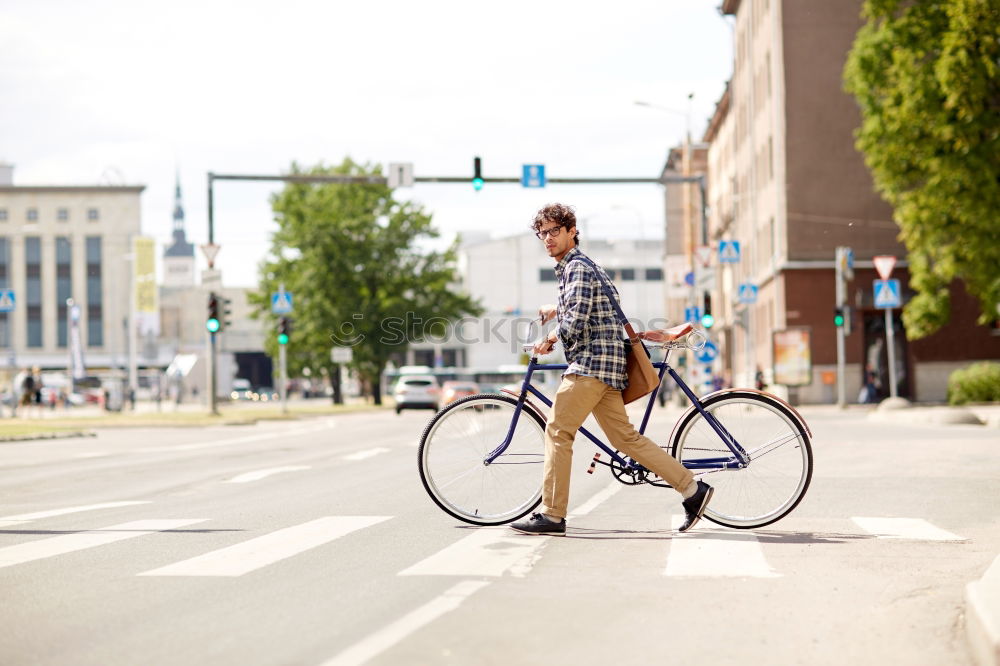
[637,322,694,342]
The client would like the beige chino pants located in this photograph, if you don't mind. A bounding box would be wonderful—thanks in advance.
[541,374,694,519]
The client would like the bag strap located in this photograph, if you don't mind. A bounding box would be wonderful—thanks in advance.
[569,255,641,343]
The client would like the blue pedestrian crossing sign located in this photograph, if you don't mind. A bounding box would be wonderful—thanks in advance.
[738,282,758,304]
[684,306,702,323]
[271,291,294,314]
[695,340,719,363]
[0,289,14,313]
[521,165,546,188]
[719,240,741,264]
[873,279,901,309]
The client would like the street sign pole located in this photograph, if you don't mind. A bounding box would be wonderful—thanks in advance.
[886,308,898,398]
[835,247,846,408]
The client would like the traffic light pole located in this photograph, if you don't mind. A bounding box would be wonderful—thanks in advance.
[835,248,846,409]
[209,331,219,416]
[279,341,288,414]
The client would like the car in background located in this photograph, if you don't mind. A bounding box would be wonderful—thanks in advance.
[230,378,254,401]
[255,387,278,402]
[393,375,440,414]
[441,381,479,405]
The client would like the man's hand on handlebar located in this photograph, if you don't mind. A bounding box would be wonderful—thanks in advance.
[538,304,557,324]
[532,333,558,356]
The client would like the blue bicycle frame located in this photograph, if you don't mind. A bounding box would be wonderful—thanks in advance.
[484,354,751,475]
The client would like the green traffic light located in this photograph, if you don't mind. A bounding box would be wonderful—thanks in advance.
[278,333,289,345]
[472,177,484,191]
[834,314,845,327]
[206,318,220,333]
[701,313,715,329]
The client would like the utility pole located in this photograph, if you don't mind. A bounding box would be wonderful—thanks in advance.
[835,246,854,408]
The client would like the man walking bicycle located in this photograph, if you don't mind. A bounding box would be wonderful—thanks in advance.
[511,203,713,536]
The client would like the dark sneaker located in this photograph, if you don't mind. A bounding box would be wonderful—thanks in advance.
[510,512,566,535]
[678,481,714,532]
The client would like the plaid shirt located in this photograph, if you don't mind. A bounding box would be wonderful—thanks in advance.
[553,247,627,390]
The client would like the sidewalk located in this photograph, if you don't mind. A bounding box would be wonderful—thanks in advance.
[865,399,1000,428]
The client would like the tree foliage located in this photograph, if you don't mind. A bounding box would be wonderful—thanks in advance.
[844,0,1000,338]
[250,158,482,403]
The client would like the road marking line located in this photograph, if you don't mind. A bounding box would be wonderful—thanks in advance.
[135,421,336,454]
[138,516,391,577]
[225,466,311,483]
[851,517,965,541]
[568,481,621,518]
[0,501,152,523]
[665,515,780,578]
[342,447,391,461]
[399,527,549,578]
[317,580,490,666]
[0,519,207,569]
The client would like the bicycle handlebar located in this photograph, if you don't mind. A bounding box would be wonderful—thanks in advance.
[520,317,708,355]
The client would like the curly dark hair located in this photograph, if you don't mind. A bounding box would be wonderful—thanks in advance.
[531,203,580,246]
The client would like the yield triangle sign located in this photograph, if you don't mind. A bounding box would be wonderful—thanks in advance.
[200,243,221,266]
[695,246,712,267]
[873,255,896,280]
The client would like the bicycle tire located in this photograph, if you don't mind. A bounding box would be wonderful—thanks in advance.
[418,394,546,526]
[670,391,812,529]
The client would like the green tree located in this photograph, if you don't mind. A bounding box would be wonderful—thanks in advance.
[844,0,1000,338]
[250,158,482,404]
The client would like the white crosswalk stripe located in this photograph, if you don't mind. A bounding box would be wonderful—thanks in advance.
[138,516,392,577]
[664,515,780,578]
[399,527,548,578]
[850,517,965,541]
[0,519,207,569]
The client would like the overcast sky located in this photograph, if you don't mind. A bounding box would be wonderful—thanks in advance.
[1,0,733,286]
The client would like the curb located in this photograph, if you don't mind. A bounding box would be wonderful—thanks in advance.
[0,430,96,443]
[868,407,985,426]
[967,554,1000,666]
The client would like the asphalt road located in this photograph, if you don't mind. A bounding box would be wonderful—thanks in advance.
[1,403,997,666]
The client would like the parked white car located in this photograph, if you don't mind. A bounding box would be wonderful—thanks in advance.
[393,375,440,414]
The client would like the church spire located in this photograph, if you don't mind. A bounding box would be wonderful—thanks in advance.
[164,170,194,260]
[172,171,185,232]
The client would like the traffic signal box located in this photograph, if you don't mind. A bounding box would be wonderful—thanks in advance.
[472,157,484,191]
[277,317,290,345]
[206,292,220,333]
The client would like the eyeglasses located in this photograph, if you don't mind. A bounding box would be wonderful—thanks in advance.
[535,226,564,240]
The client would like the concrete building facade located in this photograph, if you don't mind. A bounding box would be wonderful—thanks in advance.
[0,165,143,375]
[701,0,998,403]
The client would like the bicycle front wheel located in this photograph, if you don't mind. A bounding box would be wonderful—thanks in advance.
[418,394,546,526]
[670,391,812,529]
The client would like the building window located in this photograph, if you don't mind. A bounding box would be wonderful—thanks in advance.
[57,237,72,347]
[645,268,664,281]
[620,268,636,281]
[605,269,617,281]
[539,268,557,282]
[26,237,42,347]
[27,208,38,223]
[86,236,103,346]
[58,208,69,221]
[0,237,8,347]
[0,209,7,222]
[87,208,99,221]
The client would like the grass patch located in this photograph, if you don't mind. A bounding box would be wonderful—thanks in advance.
[0,402,387,435]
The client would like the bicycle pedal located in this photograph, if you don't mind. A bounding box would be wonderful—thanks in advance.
[586,453,601,474]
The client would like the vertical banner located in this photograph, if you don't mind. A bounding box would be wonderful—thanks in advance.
[67,299,86,380]
[772,328,812,386]
[134,236,159,336]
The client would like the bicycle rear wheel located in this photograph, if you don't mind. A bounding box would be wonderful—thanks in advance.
[670,391,812,529]
[418,394,546,526]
